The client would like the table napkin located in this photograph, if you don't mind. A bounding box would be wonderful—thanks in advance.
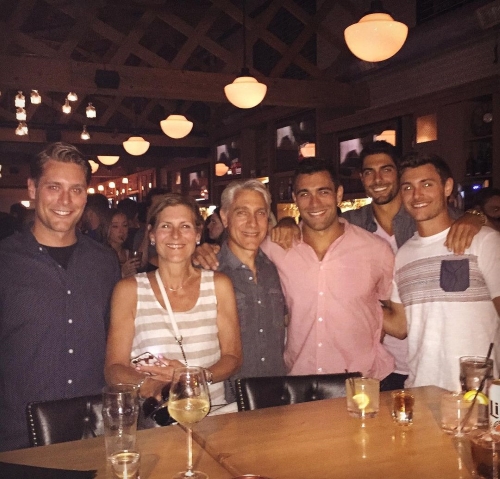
[0,461,97,479]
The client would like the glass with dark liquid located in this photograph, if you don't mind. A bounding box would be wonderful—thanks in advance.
[469,430,500,479]
[391,390,415,425]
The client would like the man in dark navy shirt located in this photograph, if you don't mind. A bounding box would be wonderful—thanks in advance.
[0,142,120,451]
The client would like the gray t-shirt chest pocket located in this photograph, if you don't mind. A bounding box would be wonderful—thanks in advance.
[440,259,470,292]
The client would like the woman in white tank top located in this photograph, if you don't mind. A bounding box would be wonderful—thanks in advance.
[104,194,242,409]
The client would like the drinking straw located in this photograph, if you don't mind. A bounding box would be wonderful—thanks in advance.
[459,342,494,431]
[345,369,356,395]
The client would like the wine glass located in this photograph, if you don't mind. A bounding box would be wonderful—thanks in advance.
[168,366,211,479]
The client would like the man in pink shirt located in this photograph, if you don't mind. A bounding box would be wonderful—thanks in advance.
[260,159,395,380]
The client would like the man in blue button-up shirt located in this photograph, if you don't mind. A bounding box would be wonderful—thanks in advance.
[0,142,120,451]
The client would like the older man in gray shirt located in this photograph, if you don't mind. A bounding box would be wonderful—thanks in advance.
[216,179,287,402]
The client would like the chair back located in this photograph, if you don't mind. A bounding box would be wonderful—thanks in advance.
[235,372,362,411]
[26,394,104,447]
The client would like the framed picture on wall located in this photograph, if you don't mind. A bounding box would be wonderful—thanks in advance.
[167,171,182,194]
[276,112,316,172]
[183,164,210,204]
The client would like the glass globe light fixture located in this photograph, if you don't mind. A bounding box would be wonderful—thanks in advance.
[344,1,408,62]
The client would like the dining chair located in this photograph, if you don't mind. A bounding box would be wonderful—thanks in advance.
[26,394,104,447]
[235,372,362,411]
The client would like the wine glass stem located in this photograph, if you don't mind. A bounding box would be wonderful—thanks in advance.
[187,427,194,476]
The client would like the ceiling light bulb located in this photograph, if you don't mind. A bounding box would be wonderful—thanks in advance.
[15,121,28,136]
[15,91,25,108]
[160,115,193,139]
[81,125,91,140]
[16,108,27,121]
[86,103,96,118]
[30,90,42,104]
[62,99,71,114]
[67,92,78,102]
[123,136,150,155]
[15,123,25,136]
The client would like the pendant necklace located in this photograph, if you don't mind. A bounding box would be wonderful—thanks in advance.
[165,272,193,292]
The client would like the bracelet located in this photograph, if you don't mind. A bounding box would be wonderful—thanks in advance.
[203,368,214,385]
[465,208,486,226]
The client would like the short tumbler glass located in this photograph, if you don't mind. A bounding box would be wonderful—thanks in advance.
[391,390,415,425]
[345,377,380,418]
[440,391,478,435]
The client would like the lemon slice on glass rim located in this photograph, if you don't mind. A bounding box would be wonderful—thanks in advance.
[352,393,370,409]
[463,390,488,405]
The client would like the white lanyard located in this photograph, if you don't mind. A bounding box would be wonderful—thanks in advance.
[154,269,188,366]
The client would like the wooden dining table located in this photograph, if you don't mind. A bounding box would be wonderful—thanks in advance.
[0,385,475,479]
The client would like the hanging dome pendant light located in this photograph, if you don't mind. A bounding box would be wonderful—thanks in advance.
[160,114,193,139]
[225,67,267,109]
[344,1,408,63]
[123,136,150,155]
[224,0,267,109]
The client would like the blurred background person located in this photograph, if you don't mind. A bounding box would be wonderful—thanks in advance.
[9,203,29,233]
[203,207,225,245]
[475,187,500,232]
[106,209,140,278]
[117,198,141,250]
[80,193,110,243]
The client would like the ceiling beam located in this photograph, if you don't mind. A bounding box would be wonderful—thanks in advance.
[0,127,210,148]
[0,55,367,109]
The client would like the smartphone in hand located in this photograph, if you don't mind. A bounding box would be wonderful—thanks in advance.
[131,352,159,367]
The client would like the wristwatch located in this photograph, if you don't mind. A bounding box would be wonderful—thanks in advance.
[465,208,486,226]
[203,368,214,385]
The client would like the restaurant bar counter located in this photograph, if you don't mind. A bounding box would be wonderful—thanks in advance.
[0,386,475,479]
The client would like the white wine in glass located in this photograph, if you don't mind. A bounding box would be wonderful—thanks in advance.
[168,366,211,479]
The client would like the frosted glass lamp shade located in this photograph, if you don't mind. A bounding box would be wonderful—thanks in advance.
[160,115,193,139]
[344,12,408,62]
[215,163,229,176]
[224,76,267,109]
[123,136,150,155]
[88,160,99,173]
[97,155,120,166]
[300,142,316,158]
